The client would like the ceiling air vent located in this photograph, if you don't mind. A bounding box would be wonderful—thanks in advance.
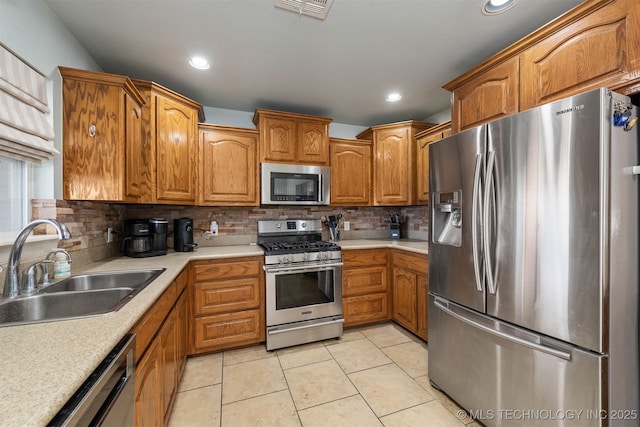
[275,0,334,20]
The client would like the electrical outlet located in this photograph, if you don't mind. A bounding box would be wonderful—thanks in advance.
[106,227,114,243]
[343,221,350,231]
[210,221,218,236]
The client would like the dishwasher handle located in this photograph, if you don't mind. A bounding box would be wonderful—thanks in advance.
[48,334,136,427]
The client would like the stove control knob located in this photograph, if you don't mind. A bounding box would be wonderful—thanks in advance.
[277,255,284,264]
[288,254,294,263]
[303,252,309,261]
[300,221,307,229]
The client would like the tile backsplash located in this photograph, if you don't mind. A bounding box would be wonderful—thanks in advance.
[0,199,429,278]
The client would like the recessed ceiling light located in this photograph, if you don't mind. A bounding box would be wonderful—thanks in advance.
[189,56,210,70]
[482,0,519,15]
[386,93,402,103]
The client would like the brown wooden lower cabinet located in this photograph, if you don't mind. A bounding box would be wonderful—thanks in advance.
[134,338,162,427]
[391,251,429,341]
[342,249,390,327]
[190,257,265,354]
[133,267,188,427]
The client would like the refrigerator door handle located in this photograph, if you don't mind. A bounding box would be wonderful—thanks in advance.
[433,298,572,361]
[471,153,483,292]
[483,150,497,294]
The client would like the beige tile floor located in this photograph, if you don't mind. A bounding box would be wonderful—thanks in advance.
[168,322,481,427]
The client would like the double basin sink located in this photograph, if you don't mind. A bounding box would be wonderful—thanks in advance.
[0,268,165,327]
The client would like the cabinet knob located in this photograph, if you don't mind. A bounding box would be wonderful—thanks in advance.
[89,125,96,137]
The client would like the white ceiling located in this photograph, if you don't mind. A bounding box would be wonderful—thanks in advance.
[43,0,583,127]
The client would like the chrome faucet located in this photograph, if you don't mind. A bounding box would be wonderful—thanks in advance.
[3,219,71,299]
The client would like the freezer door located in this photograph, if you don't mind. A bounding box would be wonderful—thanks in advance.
[428,295,606,427]
[485,89,607,353]
[429,125,486,313]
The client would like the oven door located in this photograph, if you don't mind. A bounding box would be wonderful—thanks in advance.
[265,261,342,326]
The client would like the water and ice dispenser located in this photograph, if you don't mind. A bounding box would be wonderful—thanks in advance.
[432,190,462,247]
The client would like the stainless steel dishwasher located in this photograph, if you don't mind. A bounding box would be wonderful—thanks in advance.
[48,334,135,427]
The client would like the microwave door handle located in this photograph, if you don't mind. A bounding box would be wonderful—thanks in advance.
[319,174,324,202]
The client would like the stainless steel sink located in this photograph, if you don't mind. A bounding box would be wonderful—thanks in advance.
[40,269,165,293]
[0,268,165,327]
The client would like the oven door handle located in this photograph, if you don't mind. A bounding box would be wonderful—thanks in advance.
[264,262,343,274]
[268,318,345,335]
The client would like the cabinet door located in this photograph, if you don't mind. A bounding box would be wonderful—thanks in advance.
[200,127,258,205]
[416,275,429,340]
[62,80,124,201]
[160,309,177,424]
[297,120,329,165]
[176,292,188,379]
[260,116,297,162]
[416,127,450,205]
[392,267,418,331]
[374,127,411,205]
[451,57,519,133]
[156,95,197,203]
[330,140,372,206]
[135,338,162,427]
[125,92,143,200]
[520,0,640,110]
[343,293,389,327]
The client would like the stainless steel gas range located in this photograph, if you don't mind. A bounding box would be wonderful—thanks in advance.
[258,219,343,351]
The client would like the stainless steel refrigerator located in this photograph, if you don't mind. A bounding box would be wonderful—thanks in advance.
[428,88,639,426]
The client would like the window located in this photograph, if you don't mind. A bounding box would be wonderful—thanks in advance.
[0,155,30,232]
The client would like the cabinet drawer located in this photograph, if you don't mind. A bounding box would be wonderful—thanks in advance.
[343,293,389,327]
[192,309,263,353]
[343,266,387,296]
[393,251,428,275]
[343,249,389,267]
[193,259,261,281]
[193,278,260,315]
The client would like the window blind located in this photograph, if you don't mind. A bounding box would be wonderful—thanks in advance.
[0,44,58,164]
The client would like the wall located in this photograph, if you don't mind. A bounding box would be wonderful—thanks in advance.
[0,0,102,201]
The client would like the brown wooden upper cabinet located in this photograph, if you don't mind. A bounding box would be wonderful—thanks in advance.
[329,138,372,206]
[199,124,259,206]
[132,80,201,205]
[445,0,640,133]
[415,122,452,205]
[60,67,145,202]
[448,58,519,133]
[253,108,333,165]
[357,121,434,206]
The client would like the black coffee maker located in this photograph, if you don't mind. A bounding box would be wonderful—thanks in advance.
[174,217,197,252]
[123,218,168,257]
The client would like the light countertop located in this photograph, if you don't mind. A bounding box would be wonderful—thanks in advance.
[0,240,426,426]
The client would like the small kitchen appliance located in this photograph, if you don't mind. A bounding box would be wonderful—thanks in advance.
[258,219,343,350]
[261,162,331,205]
[174,217,197,252]
[122,218,167,258]
[149,218,168,255]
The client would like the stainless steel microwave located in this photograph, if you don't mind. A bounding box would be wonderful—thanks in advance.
[261,162,330,205]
